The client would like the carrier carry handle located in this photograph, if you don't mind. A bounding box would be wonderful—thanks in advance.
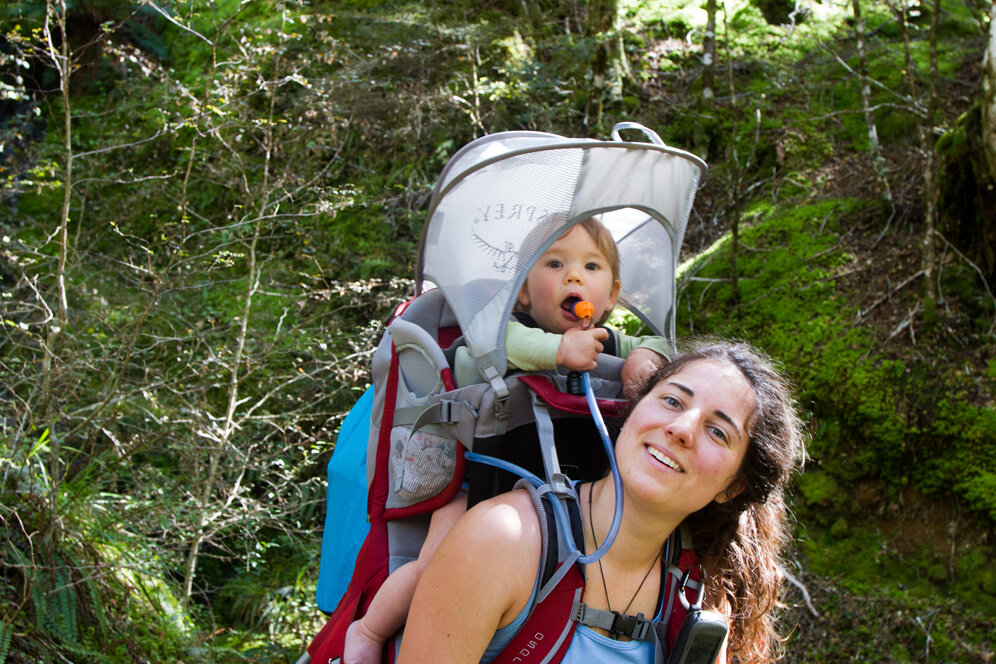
[611,121,665,147]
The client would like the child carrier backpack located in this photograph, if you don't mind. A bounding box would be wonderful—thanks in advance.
[303,123,707,664]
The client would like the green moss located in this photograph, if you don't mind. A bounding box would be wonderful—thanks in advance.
[976,555,996,595]
[888,643,913,663]
[957,470,996,521]
[796,470,842,509]
[678,197,994,518]
[315,203,419,281]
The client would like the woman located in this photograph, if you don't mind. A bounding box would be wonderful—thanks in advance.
[397,339,806,664]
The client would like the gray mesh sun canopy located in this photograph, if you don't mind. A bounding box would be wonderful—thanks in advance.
[416,123,706,380]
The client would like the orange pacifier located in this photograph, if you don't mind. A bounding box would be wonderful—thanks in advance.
[573,300,594,329]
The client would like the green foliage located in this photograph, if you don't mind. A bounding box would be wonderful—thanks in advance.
[0,488,192,663]
[315,200,422,281]
[210,534,325,655]
[957,467,996,522]
[3,0,996,660]
[0,622,10,664]
[783,577,994,663]
[795,470,846,513]
[797,496,996,615]
[2,2,420,660]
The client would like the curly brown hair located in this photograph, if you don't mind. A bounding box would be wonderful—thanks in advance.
[636,338,807,664]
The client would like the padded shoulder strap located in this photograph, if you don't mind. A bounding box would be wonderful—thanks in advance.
[488,562,584,664]
[511,480,584,594]
[658,524,702,653]
[488,482,585,664]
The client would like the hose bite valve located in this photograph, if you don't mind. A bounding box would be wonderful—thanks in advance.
[567,300,595,395]
[573,300,594,330]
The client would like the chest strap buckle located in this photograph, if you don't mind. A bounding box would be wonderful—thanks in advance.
[571,600,653,641]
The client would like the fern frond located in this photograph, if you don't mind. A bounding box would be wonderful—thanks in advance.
[51,565,78,646]
[0,620,12,664]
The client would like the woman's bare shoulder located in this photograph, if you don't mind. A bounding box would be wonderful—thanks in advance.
[452,488,542,556]
[398,488,545,664]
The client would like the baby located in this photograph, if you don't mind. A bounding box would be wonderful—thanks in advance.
[503,216,668,387]
[343,217,669,664]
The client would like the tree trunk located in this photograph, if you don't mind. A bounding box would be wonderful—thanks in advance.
[40,0,73,548]
[724,1,737,109]
[182,10,280,598]
[982,1,996,181]
[724,0,741,301]
[703,0,717,102]
[585,0,621,129]
[922,0,941,305]
[886,0,917,96]
[852,0,894,215]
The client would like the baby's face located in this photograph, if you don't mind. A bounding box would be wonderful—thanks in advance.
[517,225,620,334]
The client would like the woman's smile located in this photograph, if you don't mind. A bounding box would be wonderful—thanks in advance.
[645,444,683,472]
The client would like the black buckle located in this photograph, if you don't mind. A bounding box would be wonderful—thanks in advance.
[609,611,647,639]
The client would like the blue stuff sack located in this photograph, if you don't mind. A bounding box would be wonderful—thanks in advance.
[316,386,373,612]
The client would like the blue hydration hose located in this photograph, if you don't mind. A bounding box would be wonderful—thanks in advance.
[578,370,624,563]
[465,370,623,564]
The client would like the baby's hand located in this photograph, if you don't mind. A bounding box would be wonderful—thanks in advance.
[621,348,664,398]
[555,327,609,371]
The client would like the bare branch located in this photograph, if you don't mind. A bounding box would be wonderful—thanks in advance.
[139,1,212,44]
[857,269,925,321]
[822,43,926,116]
[783,568,821,618]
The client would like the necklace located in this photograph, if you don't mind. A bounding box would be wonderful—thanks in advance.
[587,483,660,622]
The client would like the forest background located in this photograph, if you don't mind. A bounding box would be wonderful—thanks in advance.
[1,0,994,662]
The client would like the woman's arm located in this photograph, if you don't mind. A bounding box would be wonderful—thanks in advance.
[397,489,542,664]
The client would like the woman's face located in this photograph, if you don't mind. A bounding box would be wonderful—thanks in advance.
[616,359,754,515]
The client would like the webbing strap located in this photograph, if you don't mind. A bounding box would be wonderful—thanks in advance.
[393,399,478,431]
[482,365,510,400]
[666,566,701,593]
[528,393,580,606]
[531,394,572,496]
[516,479,584,604]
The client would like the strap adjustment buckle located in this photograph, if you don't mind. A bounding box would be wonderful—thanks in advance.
[571,600,653,641]
[611,611,651,640]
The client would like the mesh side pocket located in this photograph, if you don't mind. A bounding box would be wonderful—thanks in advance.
[390,426,456,503]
